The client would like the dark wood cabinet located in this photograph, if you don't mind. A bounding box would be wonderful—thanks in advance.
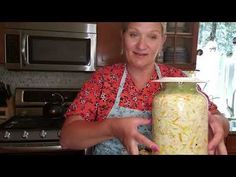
[226,133,236,155]
[96,22,125,67]
[96,22,199,71]
[160,22,199,71]
[0,23,4,64]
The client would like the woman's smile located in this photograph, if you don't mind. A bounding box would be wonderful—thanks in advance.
[133,51,149,57]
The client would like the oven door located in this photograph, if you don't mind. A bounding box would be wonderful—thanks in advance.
[0,142,85,155]
[0,141,62,153]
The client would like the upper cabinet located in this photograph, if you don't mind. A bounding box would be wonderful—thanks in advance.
[96,22,125,67]
[96,22,199,71]
[159,22,199,71]
[0,23,4,64]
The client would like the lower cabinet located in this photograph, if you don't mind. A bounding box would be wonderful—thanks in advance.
[226,133,236,155]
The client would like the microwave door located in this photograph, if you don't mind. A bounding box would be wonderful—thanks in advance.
[20,32,96,72]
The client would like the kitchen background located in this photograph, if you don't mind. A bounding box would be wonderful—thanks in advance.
[0,22,235,118]
[0,22,236,154]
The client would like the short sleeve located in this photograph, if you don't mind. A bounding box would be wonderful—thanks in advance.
[159,64,187,77]
[64,68,104,121]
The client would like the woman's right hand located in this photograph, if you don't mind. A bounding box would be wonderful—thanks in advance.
[108,117,159,155]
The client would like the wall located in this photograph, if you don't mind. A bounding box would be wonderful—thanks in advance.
[0,65,92,95]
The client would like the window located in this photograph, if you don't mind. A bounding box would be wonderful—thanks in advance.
[196,22,236,118]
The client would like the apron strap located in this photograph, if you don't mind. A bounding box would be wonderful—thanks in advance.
[155,63,162,79]
[114,63,162,107]
[112,65,128,108]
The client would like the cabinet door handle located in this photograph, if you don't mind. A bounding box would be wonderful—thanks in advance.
[21,33,28,66]
[197,49,203,56]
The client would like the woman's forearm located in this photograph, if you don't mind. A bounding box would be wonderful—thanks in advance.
[221,115,230,137]
[60,118,113,150]
[213,110,230,137]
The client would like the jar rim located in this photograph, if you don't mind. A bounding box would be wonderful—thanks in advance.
[151,77,208,83]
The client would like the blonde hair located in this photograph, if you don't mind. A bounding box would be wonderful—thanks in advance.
[160,22,167,34]
[122,22,167,34]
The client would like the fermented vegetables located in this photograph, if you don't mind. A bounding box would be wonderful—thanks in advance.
[152,77,208,155]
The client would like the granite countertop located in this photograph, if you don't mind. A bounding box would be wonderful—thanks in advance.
[229,131,236,135]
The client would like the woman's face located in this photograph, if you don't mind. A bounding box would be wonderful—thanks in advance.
[123,22,166,69]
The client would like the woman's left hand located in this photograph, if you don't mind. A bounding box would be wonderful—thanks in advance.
[208,112,229,155]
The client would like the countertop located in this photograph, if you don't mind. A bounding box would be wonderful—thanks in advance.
[229,131,236,135]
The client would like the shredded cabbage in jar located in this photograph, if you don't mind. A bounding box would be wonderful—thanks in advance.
[152,93,208,155]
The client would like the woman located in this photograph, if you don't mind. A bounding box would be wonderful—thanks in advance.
[60,22,229,155]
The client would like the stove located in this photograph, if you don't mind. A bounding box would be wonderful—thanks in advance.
[0,116,64,142]
[0,88,79,152]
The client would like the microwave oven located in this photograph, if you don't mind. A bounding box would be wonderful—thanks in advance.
[4,22,96,72]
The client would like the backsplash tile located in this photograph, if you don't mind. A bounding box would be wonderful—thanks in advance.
[0,65,92,95]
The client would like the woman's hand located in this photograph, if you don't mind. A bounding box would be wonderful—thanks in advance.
[108,117,159,155]
[208,112,229,155]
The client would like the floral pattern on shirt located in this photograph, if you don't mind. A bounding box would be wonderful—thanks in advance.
[65,63,217,121]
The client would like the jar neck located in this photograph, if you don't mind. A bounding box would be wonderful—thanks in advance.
[163,82,197,93]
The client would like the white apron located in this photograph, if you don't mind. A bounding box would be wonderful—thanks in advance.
[92,64,162,155]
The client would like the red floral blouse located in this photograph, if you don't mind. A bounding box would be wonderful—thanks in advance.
[65,63,218,121]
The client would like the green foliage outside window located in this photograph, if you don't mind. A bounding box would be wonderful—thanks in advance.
[198,22,236,56]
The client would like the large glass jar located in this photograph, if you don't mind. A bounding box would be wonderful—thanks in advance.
[152,77,208,155]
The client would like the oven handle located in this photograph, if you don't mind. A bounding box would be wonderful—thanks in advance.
[21,33,28,66]
[0,145,62,153]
